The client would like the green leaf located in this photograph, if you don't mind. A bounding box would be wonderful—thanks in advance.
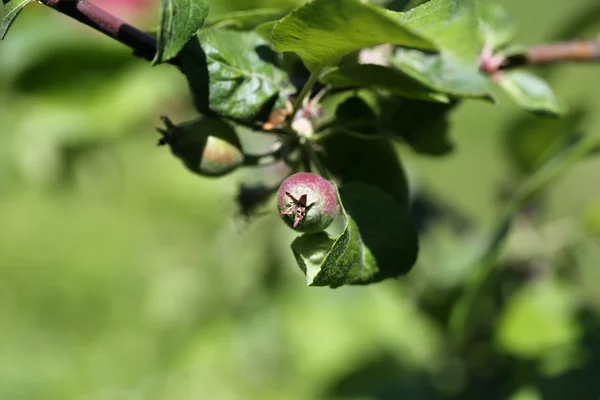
[153,0,209,65]
[391,50,493,99]
[254,20,277,41]
[320,64,450,103]
[394,0,482,63]
[497,43,528,58]
[322,96,410,206]
[179,28,295,121]
[292,183,418,287]
[499,71,567,117]
[496,278,580,359]
[476,2,517,50]
[321,93,456,156]
[378,95,458,155]
[389,0,493,99]
[1,0,34,40]
[272,0,435,71]
[339,184,418,279]
[504,108,586,175]
[206,8,286,30]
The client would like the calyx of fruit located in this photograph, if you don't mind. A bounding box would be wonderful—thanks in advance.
[277,172,339,233]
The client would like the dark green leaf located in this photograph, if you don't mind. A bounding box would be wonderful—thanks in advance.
[379,95,458,155]
[1,0,35,40]
[499,71,567,117]
[292,183,418,287]
[503,108,586,175]
[320,64,450,103]
[322,97,410,206]
[272,0,435,71]
[476,2,517,50]
[331,94,380,135]
[179,29,295,121]
[327,352,438,399]
[153,0,209,65]
[340,184,418,280]
[206,9,286,30]
[389,0,494,99]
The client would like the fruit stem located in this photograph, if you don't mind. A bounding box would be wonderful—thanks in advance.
[286,68,323,130]
[243,140,294,167]
[302,139,330,180]
[315,127,392,143]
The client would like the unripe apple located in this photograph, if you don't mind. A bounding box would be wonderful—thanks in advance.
[157,116,244,177]
[277,172,339,233]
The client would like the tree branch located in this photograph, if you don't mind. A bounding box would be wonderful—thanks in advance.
[38,0,172,65]
[524,37,600,65]
[483,36,600,73]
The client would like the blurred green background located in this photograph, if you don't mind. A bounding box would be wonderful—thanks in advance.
[2,0,600,399]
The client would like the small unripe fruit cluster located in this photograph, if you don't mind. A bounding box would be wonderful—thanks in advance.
[157,116,244,177]
[277,172,339,233]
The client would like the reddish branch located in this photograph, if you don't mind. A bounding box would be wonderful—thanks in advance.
[38,0,162,63]
[491,36,600,73]
[525,37,600,64]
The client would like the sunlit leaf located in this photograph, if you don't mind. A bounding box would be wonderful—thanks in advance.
[206,8,286,30]
[254,20,277,41]
[496,278,581,359]
[476,2,517,50]
[499,70,567,117]
[394,49,493,99]
[179,28,295,121]
[0,0,35,40]
[272,0,435,71]
[388,0,493,99]
[393,0,482,63]
[153,0,209,64]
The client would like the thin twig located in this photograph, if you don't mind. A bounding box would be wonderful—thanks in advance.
[285,68,322,130]
[38,0,175,65]
[495,36,600,72]
[526,36,600,65]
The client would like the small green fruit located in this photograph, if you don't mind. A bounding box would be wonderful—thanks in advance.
[157,116,244,177]
[277,172,339,233]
